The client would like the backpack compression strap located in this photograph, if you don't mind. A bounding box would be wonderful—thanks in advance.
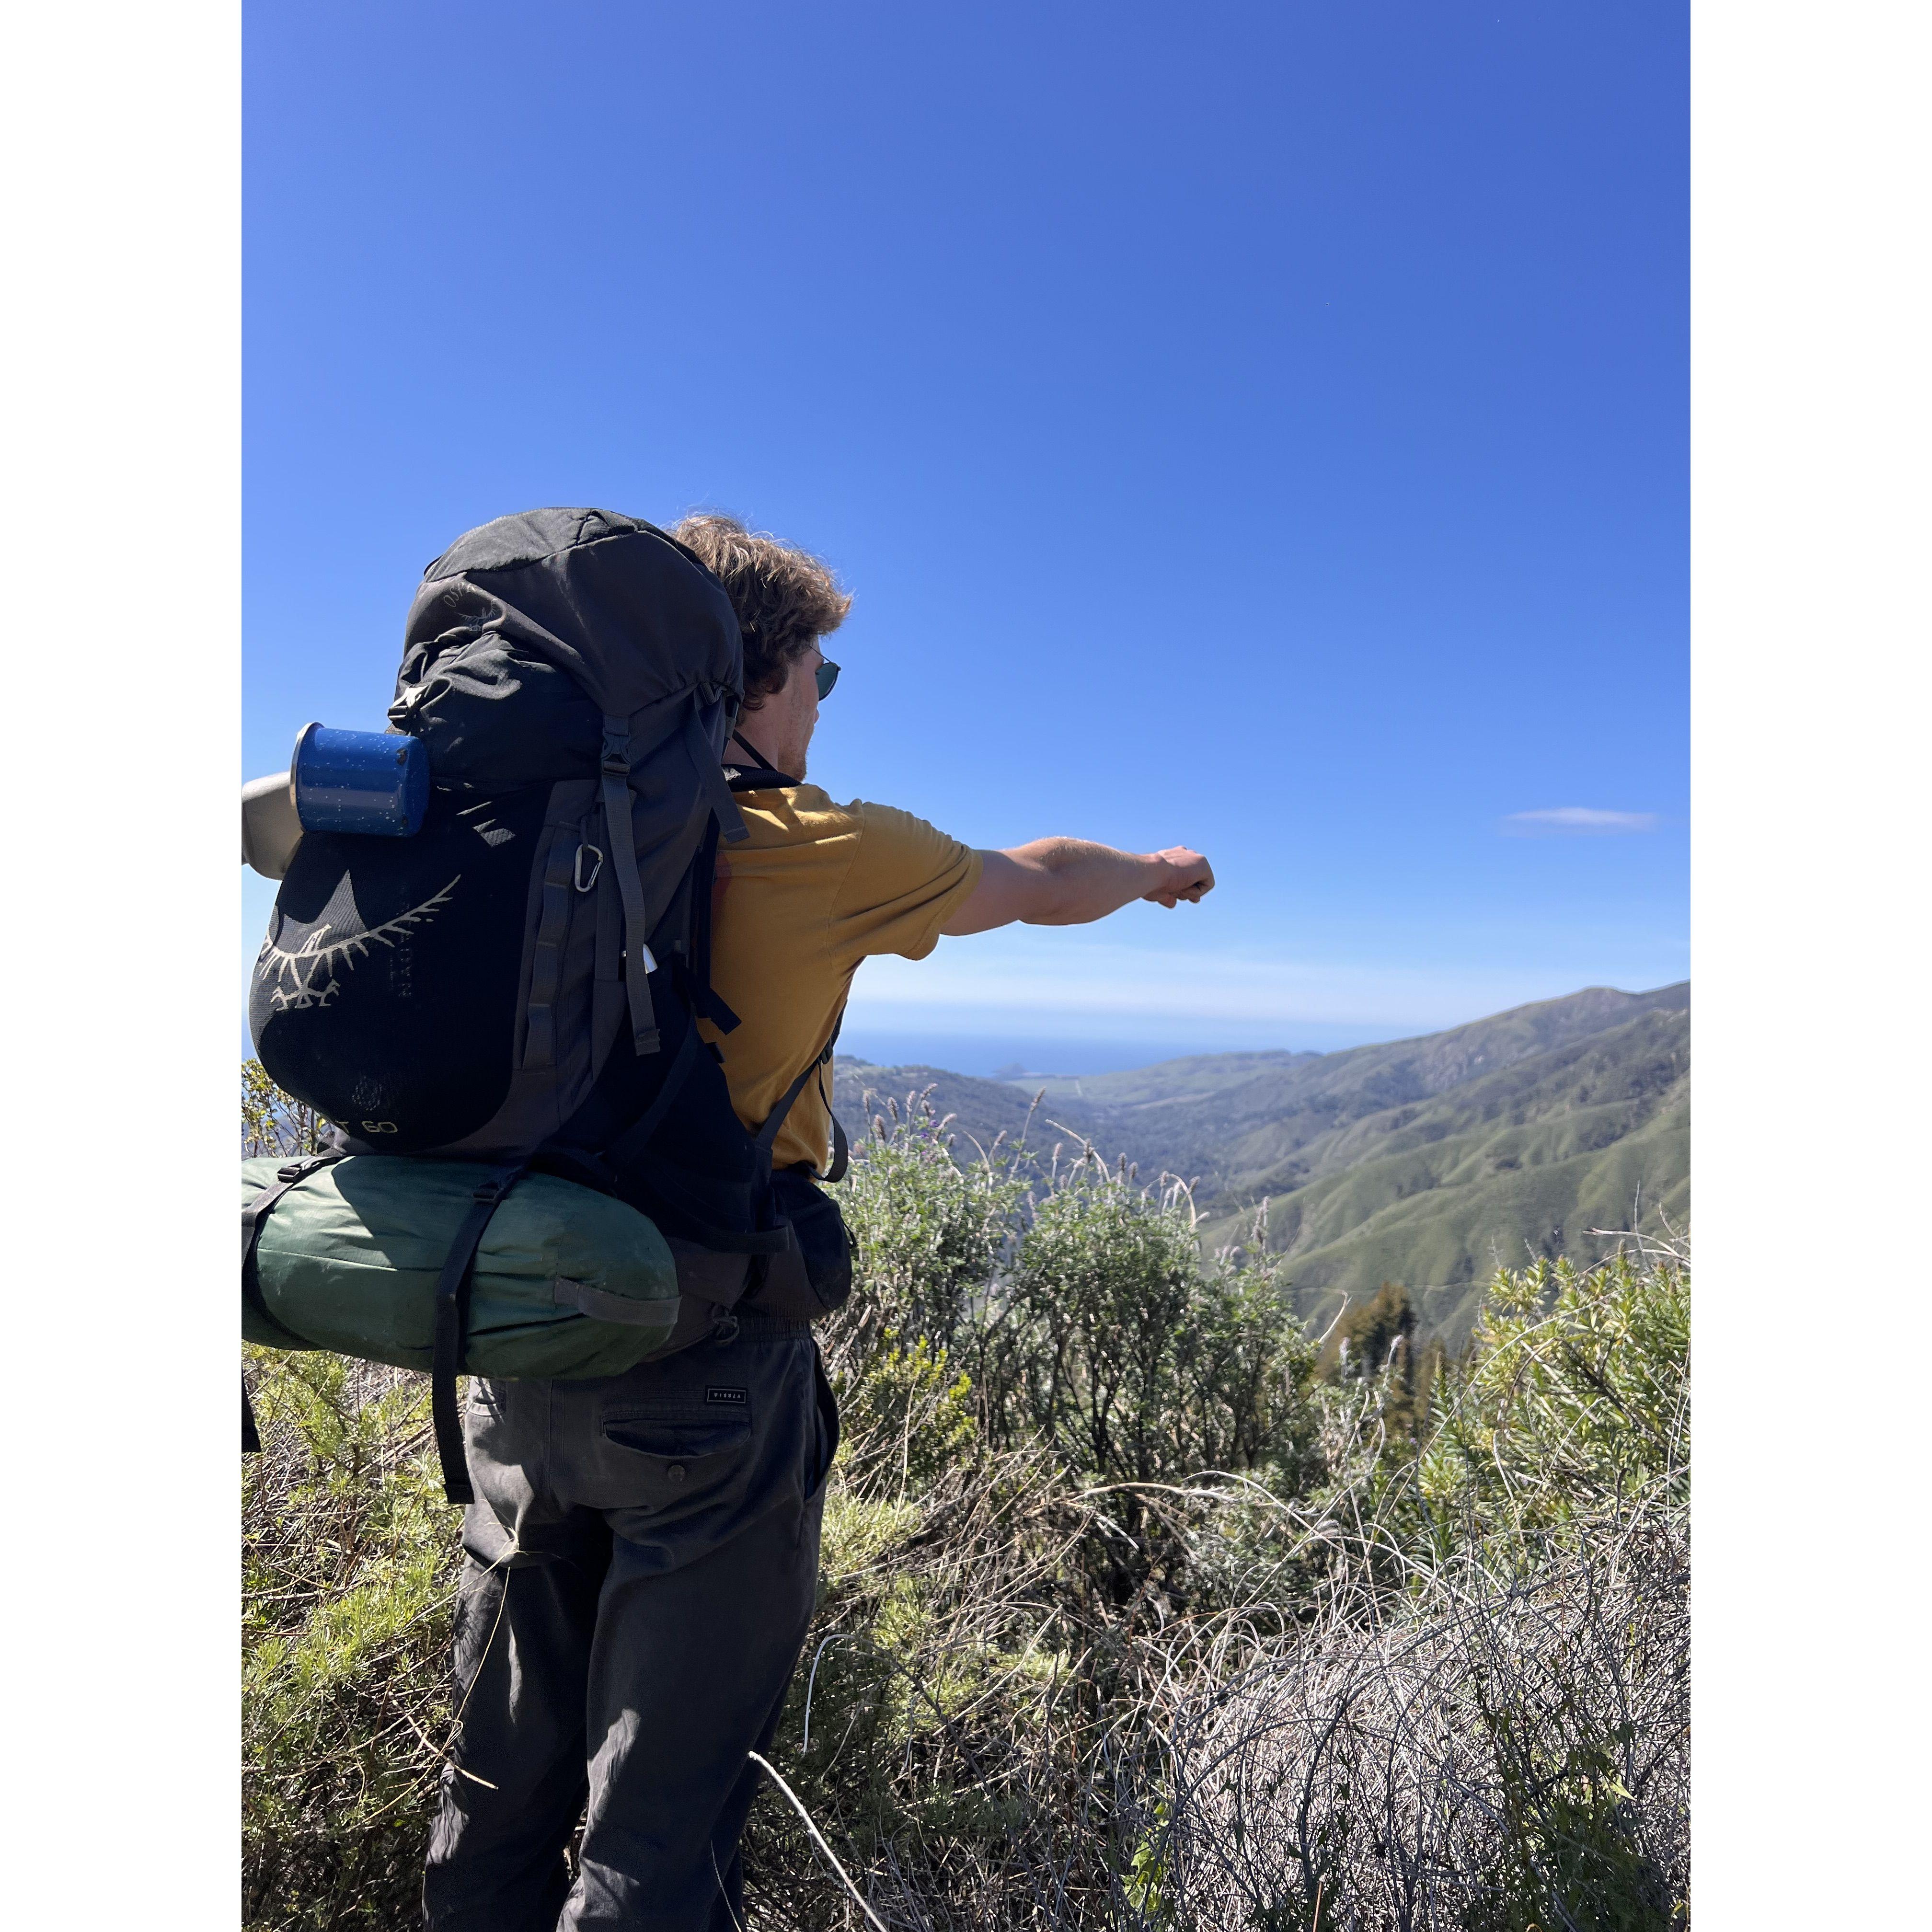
[600,719,662,1058]
[242,1152,347,1452]
[430,1162,529,1506]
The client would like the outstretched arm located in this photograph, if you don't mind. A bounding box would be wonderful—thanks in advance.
[940,840,1215,936]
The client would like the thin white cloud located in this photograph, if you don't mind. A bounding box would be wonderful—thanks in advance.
[1502,807,1659,834]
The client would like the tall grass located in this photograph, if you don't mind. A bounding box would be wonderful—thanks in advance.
[241,1070,1688,1930]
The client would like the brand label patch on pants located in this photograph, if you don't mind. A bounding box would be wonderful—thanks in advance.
[706,1386,748,1406]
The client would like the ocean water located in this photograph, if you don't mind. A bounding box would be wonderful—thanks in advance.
[837,1023,1412,1080]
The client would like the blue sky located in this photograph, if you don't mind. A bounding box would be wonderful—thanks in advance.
[243,0,1688,1075]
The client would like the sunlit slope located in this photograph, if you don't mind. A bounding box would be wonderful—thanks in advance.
[1280,1096,1688,1343]
[1038,984,1689,1190]
[1216,1013,1689,1342]
[838,984,1690,1343]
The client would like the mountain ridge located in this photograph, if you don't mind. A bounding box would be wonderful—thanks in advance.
[837,982,1689,1343]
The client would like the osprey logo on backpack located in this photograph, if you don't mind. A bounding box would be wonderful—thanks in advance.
[256,872,460,1012]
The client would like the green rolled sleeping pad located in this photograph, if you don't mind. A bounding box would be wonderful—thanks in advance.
[242,1155,681,1379]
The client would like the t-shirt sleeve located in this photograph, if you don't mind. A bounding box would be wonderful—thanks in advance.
[830,802,983,961]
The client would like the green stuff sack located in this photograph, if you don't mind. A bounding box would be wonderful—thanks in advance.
[242,1156,680,1378]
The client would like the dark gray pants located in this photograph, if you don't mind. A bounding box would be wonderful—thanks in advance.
[422,1315,837,1932]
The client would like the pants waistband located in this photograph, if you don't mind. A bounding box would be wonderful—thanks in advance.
[724,1311,815,1339]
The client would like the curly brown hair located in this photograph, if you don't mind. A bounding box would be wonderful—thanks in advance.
[670,513,852,709]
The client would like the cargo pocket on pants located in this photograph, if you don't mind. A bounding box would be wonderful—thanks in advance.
[598,1408,753,1533]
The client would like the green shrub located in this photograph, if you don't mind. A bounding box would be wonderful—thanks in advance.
[1427,1250,1690,1522]
[239,1073,1689,1931]
[242,1352,457,1929]
[243,1058,327,1159]
[1394,1248,1689,1574]
[837,1092,1027,1357]
[984,1151,1319,1490]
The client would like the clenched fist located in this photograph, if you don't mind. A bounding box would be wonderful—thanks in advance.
[1143,847,1215,908]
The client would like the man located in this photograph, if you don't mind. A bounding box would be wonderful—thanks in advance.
[423,514,1214,1932]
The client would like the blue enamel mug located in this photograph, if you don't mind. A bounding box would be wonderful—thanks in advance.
[292,724,429,837]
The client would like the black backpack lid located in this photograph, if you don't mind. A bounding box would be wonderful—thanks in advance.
[402,508,743,724]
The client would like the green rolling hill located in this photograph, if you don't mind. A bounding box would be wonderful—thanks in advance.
[837,983,1689,1345]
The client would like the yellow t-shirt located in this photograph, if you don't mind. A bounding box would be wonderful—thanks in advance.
[701,786,983,1173]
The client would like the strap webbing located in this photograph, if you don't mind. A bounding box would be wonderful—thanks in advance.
[725,729,798,787]
[688,817,726,1019]
[550,1277,678,1327]
[818,1065,850,1184]
[681,840,741,1035]
[754,1013,848,1180]
[431,1163,528,1506]
[752,1053,828,1160]
[684,698,749,844]
[692,977,742,1035]
[600,717,660,1058]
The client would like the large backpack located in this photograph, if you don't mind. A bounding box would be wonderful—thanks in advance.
[246,507,850,1500]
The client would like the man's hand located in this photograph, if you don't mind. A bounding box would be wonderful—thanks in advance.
[942,838,1217,935]
[1142,847,1215,908]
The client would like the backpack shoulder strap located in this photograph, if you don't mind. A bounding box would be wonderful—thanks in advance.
[754,1012,847,1180]
[682,699,749,842]
[724,761,798,793]
[684,827,740,1036]
[724,725,796,788]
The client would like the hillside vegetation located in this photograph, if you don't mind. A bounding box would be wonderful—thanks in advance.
[840,984,1688,1341]
[242,1070,1687,1931]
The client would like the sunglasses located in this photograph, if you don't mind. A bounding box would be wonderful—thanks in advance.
[815,658,840,701]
